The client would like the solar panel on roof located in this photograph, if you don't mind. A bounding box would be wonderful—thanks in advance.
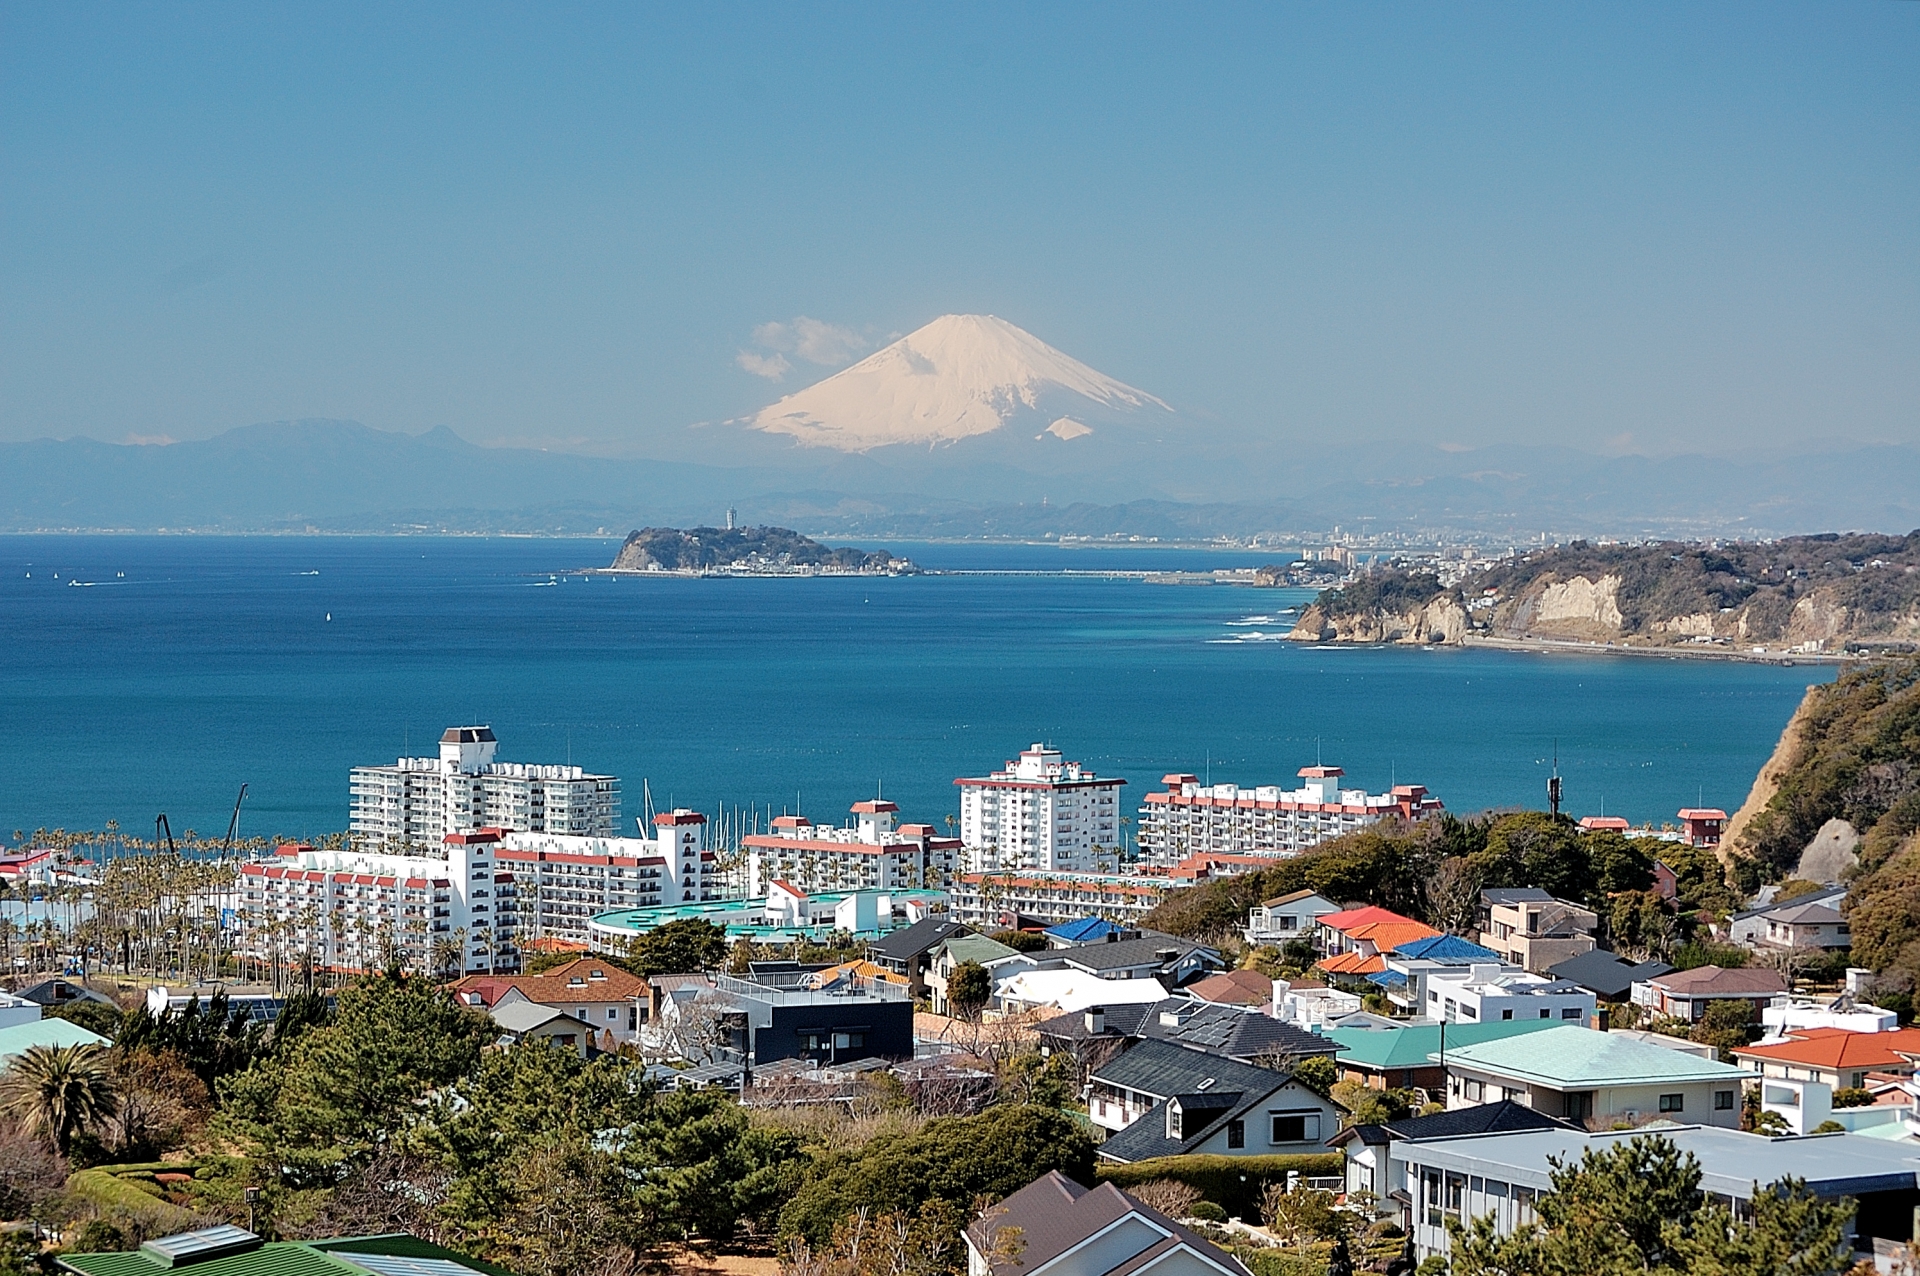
[333,1254,489,1276]
[138,1226,262,1267]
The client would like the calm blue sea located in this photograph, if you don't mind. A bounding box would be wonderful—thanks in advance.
[0,535,1830,844]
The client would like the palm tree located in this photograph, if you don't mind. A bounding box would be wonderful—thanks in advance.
[0,1042,118,1157]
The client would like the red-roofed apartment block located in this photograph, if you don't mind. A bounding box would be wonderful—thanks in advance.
[956,744,1125,874]
[744,801,960,895]
[1136,765,1443,868]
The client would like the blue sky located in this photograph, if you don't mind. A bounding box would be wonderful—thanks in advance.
[2,3,1914,459]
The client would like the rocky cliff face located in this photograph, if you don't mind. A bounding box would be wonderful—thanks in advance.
[1299,532,1920,652]
[1288,595,1468,645]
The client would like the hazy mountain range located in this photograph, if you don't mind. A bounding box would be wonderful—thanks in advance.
[4,315,1916,541]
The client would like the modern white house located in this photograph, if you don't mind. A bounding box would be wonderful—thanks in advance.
[348,726,619,847]
[1419,963,1597,1028]
[1438,1025,1751,1127]
[956,744,1126,873]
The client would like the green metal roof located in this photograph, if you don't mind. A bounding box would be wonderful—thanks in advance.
[1435,1025,1754,1087]
[1324,1018,1564,1070]
[0,1018,111,1058]
[60,1235,510,1276]
[938,934,1021,965]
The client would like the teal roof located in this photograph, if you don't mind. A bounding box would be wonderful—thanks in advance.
[1325,1018,1564,1069]
[590,890,948,944]
[0,1018,110,1059]
[60,1234,509,1276]
[1437,1025,1753,1087]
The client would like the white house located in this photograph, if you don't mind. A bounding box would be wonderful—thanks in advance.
[1243,890,1342,946]
[1421,963,1597,1028]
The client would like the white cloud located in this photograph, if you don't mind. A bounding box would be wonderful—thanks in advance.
[750,316,871,366]
[736,350,792,380]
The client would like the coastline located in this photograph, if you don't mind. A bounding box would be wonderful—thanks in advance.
[1457,634,1849,666]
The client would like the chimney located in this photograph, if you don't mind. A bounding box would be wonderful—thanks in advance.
[1085,1006,1105,1034]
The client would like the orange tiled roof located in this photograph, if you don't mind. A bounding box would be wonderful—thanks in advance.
[1343,920,1441,952]
[449,957,649,1005]
[807,959,908,989]
[1317,951,1387,975]
[1735,1027,1920,1072]
[1319,905,1423,931]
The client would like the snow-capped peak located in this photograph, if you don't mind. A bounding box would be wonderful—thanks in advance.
[748,314,1171,452]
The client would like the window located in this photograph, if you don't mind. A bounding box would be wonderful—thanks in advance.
[1539,1008,1552,1018]
[1270,1112,1319,1143]
[1564,1092,1594,1121]
[1463,1079,1485,1102]
[607,1008,619,1020]
[1714,1089,1736,1111]
[1502,1009,1514,1020]
[1562,1008,1584,1020]
[1658,1093,1685,1113]
[1227,1119,1244,1149]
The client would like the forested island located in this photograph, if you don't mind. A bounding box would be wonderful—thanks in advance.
[1288,531,1920,652]
[607,525,917,575]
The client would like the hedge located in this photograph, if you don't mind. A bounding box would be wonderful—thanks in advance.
[64,1169,204,1235]
[1094,1153,1344,1221]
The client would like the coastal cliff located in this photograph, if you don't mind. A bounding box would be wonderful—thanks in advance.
[609,526,915,574]
[1289,531,1920,651]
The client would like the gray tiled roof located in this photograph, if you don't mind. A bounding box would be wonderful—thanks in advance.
[1547,950,1674,1000]
[1092,1037,1289,1098]
[966,1171,1249,1276]
[866,918,970,961]
[1061,936,1218,973]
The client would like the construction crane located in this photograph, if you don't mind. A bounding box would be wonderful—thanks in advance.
[155,813,177,855]
[222,784,248,860]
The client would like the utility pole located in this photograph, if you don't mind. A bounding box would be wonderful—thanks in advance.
[1547,741,1562,819]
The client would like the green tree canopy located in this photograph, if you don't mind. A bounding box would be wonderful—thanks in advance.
[626,918,730,977]
[779,1104,1095,1248]
[215,971,494,1182]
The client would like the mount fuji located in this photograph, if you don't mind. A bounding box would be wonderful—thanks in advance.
[746,314,1176,453]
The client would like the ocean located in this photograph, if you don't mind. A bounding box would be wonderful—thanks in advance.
[0,535,1829,845]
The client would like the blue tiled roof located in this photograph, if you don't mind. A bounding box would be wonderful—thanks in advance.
[1045,917,1128,942]
[1366,970,1409,988]
[1392,935,1500,963]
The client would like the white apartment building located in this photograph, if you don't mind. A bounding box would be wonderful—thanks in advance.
[1136,766,1443,866]
[236,832,511,975]
[498,810,719,948]
[1423,963,1597,1028]
[950,869,1178,927]
[741,801,960,897]
[955,744,1125,872]
[349,726,619,848]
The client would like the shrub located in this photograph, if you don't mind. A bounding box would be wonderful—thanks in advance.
[1832,1088,1876,1109]
[1125,1179,1202,1218]
[1190,1201,1228,1223]
[1095,1154,1343,1222]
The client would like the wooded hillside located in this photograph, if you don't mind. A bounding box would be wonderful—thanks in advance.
[1295,532,1920,649]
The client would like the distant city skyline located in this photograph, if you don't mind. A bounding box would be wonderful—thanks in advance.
[2,5,1915,463]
